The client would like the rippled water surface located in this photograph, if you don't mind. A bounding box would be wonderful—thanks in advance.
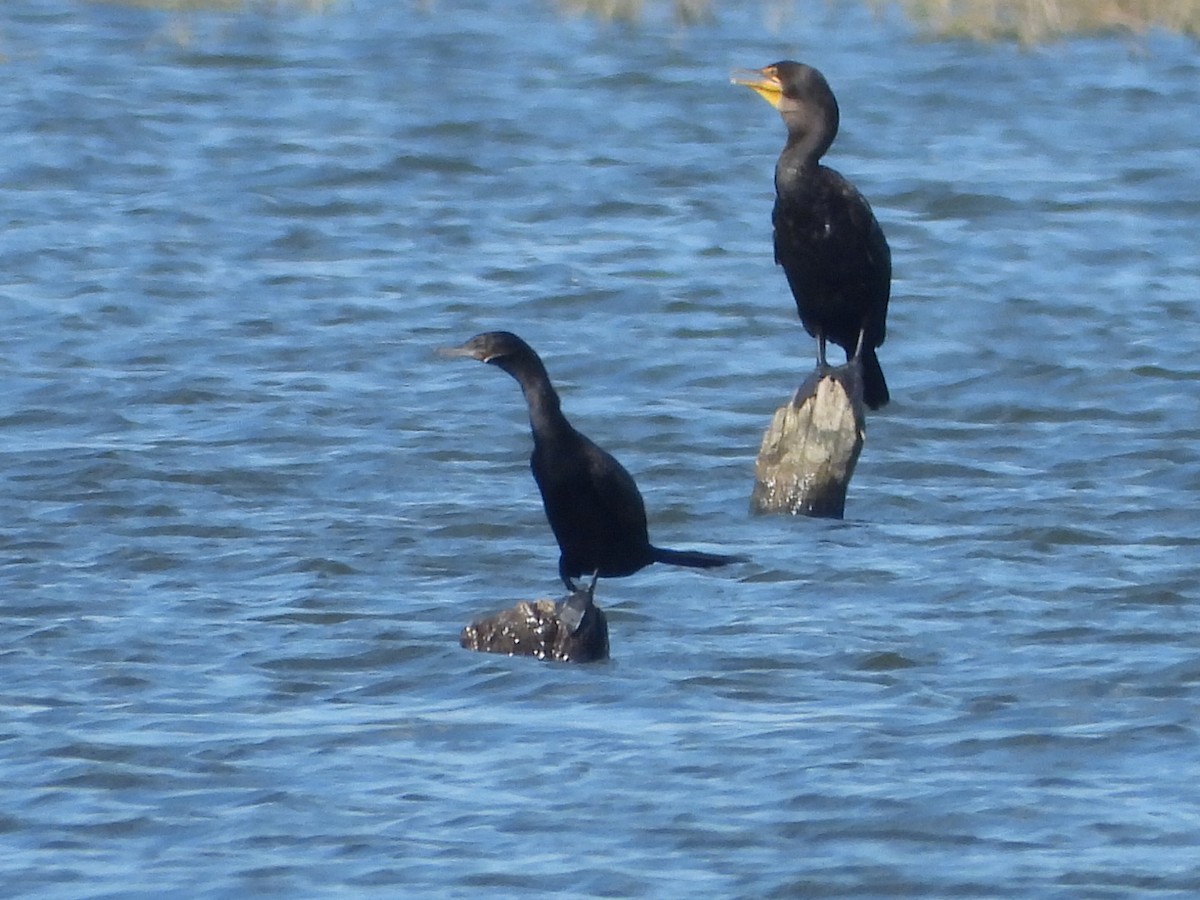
[3,0,1199,895]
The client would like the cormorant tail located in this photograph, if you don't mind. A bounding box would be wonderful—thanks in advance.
[861,346,889,411]
[651,546,742,570]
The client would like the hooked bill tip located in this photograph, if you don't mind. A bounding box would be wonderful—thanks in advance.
[730,67,768,86]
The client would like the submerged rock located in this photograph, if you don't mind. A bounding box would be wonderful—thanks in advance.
[460,587,609,663]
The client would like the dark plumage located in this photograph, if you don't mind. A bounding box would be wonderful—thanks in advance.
[440,331,739,591]
[735,60,892,409]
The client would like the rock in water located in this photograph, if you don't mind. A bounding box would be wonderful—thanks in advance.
[750,359,866,518]
[459,587,609,663]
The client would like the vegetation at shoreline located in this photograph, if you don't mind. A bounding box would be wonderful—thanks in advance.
[875,0,1200,42]
[560,0,1200,40]
[88,0,1200,42]
[88,0,336,10]
[557,0,715,24]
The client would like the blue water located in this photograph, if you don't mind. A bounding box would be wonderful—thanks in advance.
[3,0,1199,895]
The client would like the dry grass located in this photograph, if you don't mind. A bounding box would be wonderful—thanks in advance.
[556,0,715,24]
[559,0,1200,39]
[84,0,1200,41]
[87,0,337,10]
[877,0,1200,42]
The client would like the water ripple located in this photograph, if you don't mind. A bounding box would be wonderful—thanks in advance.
[1,1,1199,896]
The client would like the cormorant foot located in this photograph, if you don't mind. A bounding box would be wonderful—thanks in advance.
[850,327,866,361]
[816,334,829,368]
[559,570,600,635]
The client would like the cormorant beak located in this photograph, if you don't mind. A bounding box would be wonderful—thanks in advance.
[731,66,783,109]
[436,343,490,363]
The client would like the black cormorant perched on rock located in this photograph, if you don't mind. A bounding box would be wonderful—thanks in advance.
[441,331,739,592]
[734,60,892,409]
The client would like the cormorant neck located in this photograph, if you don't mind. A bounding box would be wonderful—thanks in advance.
[497,351,572,440]
[776,132,825,192]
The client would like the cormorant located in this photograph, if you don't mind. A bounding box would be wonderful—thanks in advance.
[734,60,892,409]
[441,331,739,592]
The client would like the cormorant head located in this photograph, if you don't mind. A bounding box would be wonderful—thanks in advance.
[438,330,538,371]
[732,60,840,160]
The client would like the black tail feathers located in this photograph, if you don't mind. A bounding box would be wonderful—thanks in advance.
[651,546,743,570]
[860,346,890,410]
